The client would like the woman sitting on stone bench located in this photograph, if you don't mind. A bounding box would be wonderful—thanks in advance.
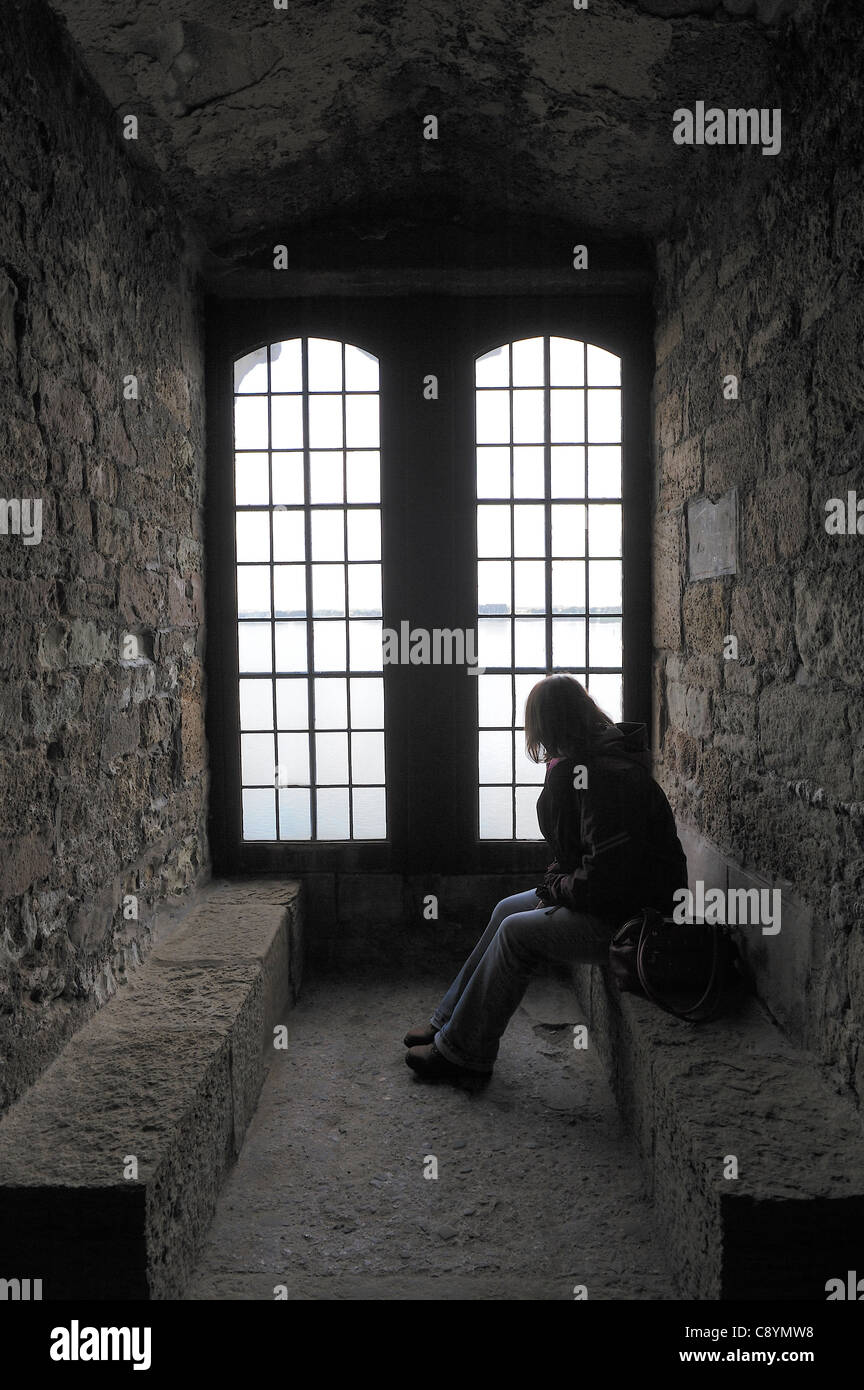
[403,673,688,1082]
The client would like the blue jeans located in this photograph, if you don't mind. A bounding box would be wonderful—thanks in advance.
[431,889,617,1073]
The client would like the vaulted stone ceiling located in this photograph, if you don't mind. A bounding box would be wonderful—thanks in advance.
[47,0,819,282]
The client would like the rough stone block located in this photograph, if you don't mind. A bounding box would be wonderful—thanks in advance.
[579,963,864,1298]
[682,579,726,654]
[0,879,301,1298]
[652,509,682,650]
[729,863,811,1046]
[729,575,795,670]
[742,472,810,567]
[793,565,864,688]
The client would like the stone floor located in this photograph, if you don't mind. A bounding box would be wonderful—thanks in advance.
[184,968,677,1300]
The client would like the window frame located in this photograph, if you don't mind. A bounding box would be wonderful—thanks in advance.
[205,293,653,876]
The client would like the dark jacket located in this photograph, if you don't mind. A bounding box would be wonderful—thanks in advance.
[535,721,688,922]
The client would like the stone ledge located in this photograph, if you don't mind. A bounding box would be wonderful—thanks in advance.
[0,878,302,1300]
[572,961,864,1300]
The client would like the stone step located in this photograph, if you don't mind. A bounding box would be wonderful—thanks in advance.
[572,961,864,1299]
[0,878,302,1300]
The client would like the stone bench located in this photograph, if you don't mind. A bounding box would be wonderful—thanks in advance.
[0,878,302,1300]
[571,959,864,1299]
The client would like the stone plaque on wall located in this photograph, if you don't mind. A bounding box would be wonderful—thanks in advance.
[687,489,738,580]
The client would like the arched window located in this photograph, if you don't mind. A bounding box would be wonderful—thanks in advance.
[474,335,623,840]
[209,297,650,874]
[232,337,386,841]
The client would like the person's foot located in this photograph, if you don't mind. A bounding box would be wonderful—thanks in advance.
[403,1023,437,1047]
[405,1041,469,1081]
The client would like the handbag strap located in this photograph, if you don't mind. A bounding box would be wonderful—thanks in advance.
[635,908,726,1023]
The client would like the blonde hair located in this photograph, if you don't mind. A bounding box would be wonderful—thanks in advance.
[524,674,614,763]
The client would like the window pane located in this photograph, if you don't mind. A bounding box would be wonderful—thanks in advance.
[235,453,269,505]
[276,678,308,729]
[589,616,622,668]
[587,388,621,443]
[234,396,268,450]
[307,337,343,392]
[514,560,545,614]
[272,508,305,561]
[344,344,379,391]
[514,617,546,668]
[237,565,271,618]
[512,390,544,443]
[308,395,343,449]
[317,787,350,838]
[477,447,510,498]
[478,674,512,727]
[278,788,311,839]
[235,346,268,394]
[238,623,272,673]
[348,620,383,671]
[477,617,511,668]
[476,391,510,444]
[346,452,380,503]
[310,451,344,504]
[586,344,621,386]
[351,731,385,783]
[311,510,345,561]
[479,786,512,838]
[271,395,304,449]
[552,617,586,667]
[349,677,384,729]
[236,511,270,562]
[479,730,512,782]
[588,674,622,723]
[346,395,380,448]
[478,560,511,614]
[240,678,274,730]
[271,453,305,506]
[588,504,622,557]
[476,345,509,387]
[242,788,276,840]
[316,732,349,783]
[514,673,539,725]
[241,732,275,785]
[513,446,544,498]
[511,337,544,387]
[477,505,511,558]
[352,786,386,838]
[551,504,586,557]
[550,389,585,444]
[312,563,345,616]
[587,446,621,498]
[550,336,584,387]
[515,786,543,839]
[552,560,586,612]
[314,677,347,729]
[273,565,306,618]
[515,738,545,786]
[275,622,309,671]
[347,510,381,561]
[589,560,622,611]
[276,732,310,785]
[348,563,382,616]
[313,620,346,671]
[513,505,545,557]
[269,339,302,392]
[551,447,585,499]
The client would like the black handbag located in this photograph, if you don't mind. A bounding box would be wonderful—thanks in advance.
[609,906,734,1022]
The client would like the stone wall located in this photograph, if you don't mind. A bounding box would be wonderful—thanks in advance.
[0,1,209,1112]
[653,2,864,1099]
